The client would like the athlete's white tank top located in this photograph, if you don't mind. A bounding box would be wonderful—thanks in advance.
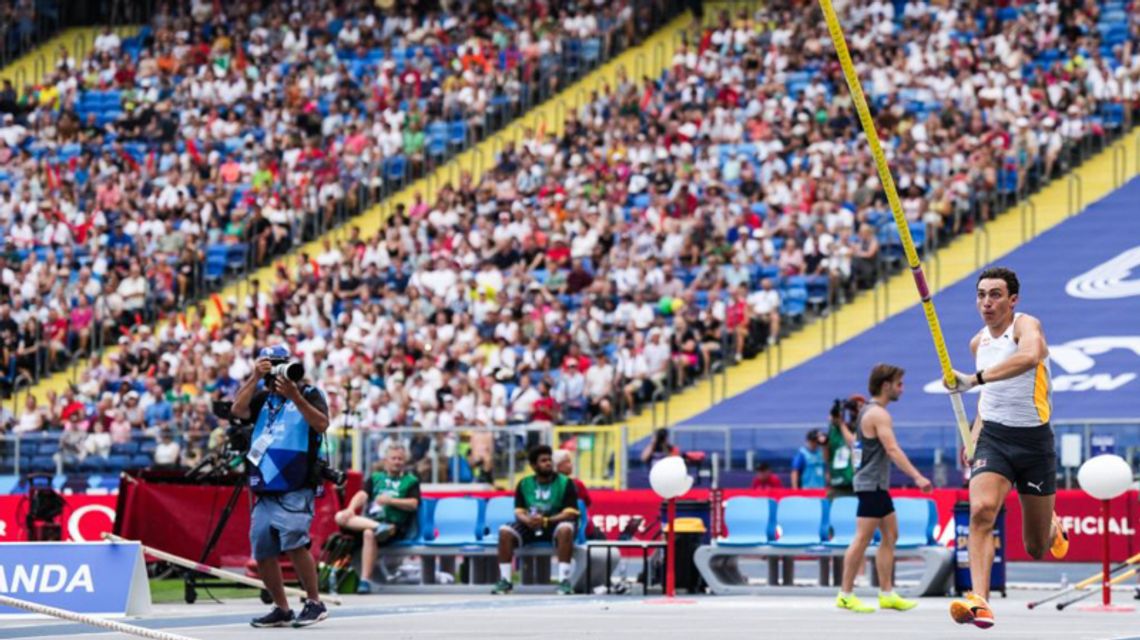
[975,313,1052,427]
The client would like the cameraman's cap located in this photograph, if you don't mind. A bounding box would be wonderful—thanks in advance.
[806,429,823,441]
[258,345,290,363]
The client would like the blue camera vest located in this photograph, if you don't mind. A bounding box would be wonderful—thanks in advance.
[248,389,322,493]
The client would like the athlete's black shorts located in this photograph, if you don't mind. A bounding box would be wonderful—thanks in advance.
[855,489,895,519]
[500,520,577,545]
[971,421,1057,496]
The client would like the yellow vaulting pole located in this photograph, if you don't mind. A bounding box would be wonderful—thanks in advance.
[817,0,974,457]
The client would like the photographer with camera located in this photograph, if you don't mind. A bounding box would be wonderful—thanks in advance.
[640,428,680,468]
[825,396,865,499]
[231,345,330,629]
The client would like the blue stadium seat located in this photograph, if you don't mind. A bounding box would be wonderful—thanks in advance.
[563,405,587,425]
[564,39,583,75]
[780,286,807,318]
[447,120,467,150]
[448,455,473,483]
[226,244,249,273]
[426,130,448,160]
[771,497,827,547]
[111,441,138,456]
[107,454,131,470]
[1102,102,1125,129]
[80,458,106,473]
[59,143,82,162]
[424,497,481,547]
[0,475,19,495]
[129,454,152,469]
[481,496,517,545]
[823,496,858,547]
[805,275,830,308]
[718,497,776,546]
[31,455,57,472]
[576,499,589,545]
[581,38,601,67]
[894,498,937,548]
[205,254,227,285]
[385,156,407,185]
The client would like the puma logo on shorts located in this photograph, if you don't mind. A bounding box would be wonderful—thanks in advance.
[972,421,1058,496]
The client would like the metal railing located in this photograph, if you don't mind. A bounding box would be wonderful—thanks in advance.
[552,425,626,490]
[3,418,1138,492]
[649,419,1140,480]
[355,426,554,489]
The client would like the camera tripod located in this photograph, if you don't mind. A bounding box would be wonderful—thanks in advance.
[182,454,275,604]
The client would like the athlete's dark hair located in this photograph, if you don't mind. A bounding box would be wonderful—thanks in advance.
[977,266,1020,297]
[529,444,553,467]
[868,363,905,396]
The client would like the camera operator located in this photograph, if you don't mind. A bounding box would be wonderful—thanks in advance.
[791,429,828,489]
[825,395,865,500]
[640,427,680,468]
[231,345,330,629]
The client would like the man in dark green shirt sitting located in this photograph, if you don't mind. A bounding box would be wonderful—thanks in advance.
[492,445,580,595]
[334,445,420,593]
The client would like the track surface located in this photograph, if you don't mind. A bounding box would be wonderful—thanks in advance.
[2,587,1138,640]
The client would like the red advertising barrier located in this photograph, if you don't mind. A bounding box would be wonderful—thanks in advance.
[0,494,117,543]
[1,487,1135,565]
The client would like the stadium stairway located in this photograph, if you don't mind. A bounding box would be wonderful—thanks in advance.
[623,126,1140,448]
[0,26,135,96]
[22,15,694,408]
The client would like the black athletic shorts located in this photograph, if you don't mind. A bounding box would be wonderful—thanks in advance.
[971,421,1057,496]
[500,520,577,545]
[855,489,895,519]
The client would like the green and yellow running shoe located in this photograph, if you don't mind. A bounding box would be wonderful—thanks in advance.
[836,591,875,613]
[878,591,918,611]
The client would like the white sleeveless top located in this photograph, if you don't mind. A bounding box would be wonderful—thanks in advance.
[975,313,1052,427]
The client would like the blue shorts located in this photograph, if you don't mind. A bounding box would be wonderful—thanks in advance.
[250,488,315,561]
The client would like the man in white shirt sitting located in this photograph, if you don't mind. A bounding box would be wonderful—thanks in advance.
[584,352,615,423]
[643,329,673,391]
[553,360,587,421]
[746,278,782,346]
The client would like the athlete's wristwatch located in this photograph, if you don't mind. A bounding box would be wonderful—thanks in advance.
[974,370,986,386]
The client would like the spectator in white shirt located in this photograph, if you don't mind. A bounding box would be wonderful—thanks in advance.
[93,27,122,55]
[643,329,673,390]
[508,374,541,423]
[153,428,182,468]
[553,359,587,415]
[584,352,615,422]
[747,278,782,346]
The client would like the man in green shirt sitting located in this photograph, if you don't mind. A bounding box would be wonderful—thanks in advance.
[492,445,580,596]
[334,445,421,593]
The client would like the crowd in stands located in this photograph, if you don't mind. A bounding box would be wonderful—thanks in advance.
[2,0,1139,481]
[0,0,667,390]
